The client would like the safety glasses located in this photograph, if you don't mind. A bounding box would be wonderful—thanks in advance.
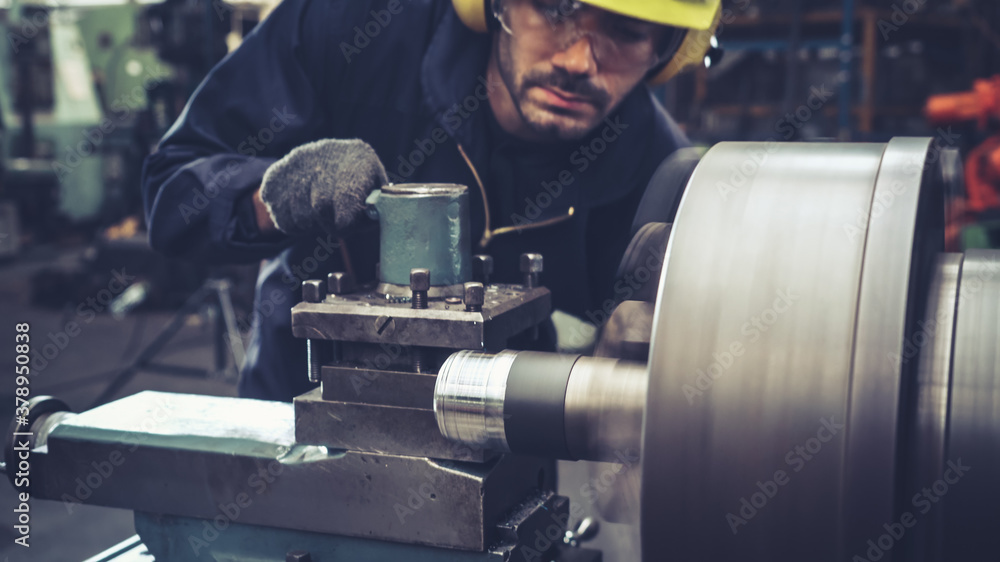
[494,0,673,74]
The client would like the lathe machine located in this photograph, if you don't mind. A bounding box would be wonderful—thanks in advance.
[6,138,999,561]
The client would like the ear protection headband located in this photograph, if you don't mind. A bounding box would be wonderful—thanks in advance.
[451,0,721,85]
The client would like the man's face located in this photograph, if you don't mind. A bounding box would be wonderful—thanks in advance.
[493,0,670,141]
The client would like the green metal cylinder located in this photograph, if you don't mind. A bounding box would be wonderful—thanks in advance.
[369,184,471,287]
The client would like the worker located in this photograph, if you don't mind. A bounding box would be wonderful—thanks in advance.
[142,0,721,401]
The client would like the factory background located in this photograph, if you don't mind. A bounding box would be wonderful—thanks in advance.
[0,0,998,559]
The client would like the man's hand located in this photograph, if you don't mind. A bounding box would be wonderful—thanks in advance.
[259,139,388,235]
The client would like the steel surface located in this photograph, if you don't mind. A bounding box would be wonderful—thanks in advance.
[643,141,888,560]
[942,249,1000,560]
[842,137,940,560]
[905,252,961,562]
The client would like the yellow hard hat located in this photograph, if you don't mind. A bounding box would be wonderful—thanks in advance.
[579,0,719,31]
[452,0,722,84]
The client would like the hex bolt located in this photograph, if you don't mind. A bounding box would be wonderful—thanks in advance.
[472,254,494,285]
[286,551,312,562]
[464,282,485,312]
[520,253,543,288]
[327,271,355,295]
[301,280,326,303]
[306,339,325,384]
[410,268,430,309]
[411,347,425,373]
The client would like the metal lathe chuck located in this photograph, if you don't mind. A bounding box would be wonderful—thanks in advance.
[434,138,1000,562]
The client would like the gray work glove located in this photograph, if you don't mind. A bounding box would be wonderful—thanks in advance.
[259,139,388,235]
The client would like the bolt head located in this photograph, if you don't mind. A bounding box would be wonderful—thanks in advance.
[301,280,325,303]
[327,272,355,295]
[464,282,485,309]
[520,253,543,274]
[410,268,431,292]
[472,254,494,278]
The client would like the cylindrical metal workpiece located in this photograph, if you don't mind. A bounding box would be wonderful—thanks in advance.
[434,350,646,462]
[368,184,472,287]
[434,350,518,452]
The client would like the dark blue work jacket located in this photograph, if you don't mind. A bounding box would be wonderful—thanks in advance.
[142,0,689,401]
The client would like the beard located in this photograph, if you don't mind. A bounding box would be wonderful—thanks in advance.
[495,34,613,141]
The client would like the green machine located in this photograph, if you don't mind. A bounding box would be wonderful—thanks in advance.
[0,0,170,225]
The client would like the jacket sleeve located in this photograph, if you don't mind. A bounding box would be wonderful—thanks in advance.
[141,0,342,263]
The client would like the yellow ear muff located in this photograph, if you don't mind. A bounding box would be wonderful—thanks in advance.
[648,6,721,85]
[452,0,490,33]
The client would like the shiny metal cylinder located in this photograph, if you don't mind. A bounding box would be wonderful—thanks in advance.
[434,350,647,462]
[564,357,647,463]
[369,184,472,287]
[433,350,517,453]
